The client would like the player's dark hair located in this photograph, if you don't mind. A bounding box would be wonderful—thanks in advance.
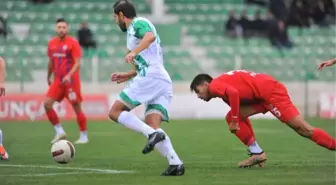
[113,0,137,18]
[190,74,213,92]
[56,18,67,24]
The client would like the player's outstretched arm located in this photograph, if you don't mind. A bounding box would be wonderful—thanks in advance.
[317,58,336,70]
[0,57,6,96]
[111,70,137,84]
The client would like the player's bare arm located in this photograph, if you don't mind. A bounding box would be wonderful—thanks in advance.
[125,32,155,63]
[111,70,137,84]
[111,50,137,83]
[63,58,80,83]
[223,86,240,133]
[0,57,6,96]
[317,58,336,70]
[47,59,53,85]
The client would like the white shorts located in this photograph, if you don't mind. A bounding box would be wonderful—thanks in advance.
[117,76,172,121]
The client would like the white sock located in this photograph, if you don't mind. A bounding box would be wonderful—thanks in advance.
[248,141,263,153]
[54,124,65,135]
[117,111,155,137]
[155,128,183,165]
[0,129,3,145]
[80,131,88,140]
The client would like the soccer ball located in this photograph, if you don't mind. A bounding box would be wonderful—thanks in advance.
[51,140,75,164]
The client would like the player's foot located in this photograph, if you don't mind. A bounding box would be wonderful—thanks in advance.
[51,133,66,144]
[0,145,9,160]
[161,164,185,176]
[142,131,166,154]
[247,150,266,167]
[238,151,267,168]
[74,138,89,144]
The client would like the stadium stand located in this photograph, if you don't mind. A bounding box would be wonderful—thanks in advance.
[0,0,335,83]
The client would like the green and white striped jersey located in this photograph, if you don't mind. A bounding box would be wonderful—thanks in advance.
[126,17,171,82]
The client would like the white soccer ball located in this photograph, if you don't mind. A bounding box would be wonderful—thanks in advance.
[51,140,75,164]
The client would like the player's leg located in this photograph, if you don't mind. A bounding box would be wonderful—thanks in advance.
[286,116,335,150]
[226,107,267,168]
[145,94,184,176]
[71,102,88,144]
[45,82,66,144]
[65,84,88,144]
[108,88,165,153]
[0,128,8,160]
[266,82,335,151]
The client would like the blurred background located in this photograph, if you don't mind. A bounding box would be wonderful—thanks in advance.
[0,0,335,121]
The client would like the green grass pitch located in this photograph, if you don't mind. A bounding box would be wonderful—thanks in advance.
[0,119,335,185]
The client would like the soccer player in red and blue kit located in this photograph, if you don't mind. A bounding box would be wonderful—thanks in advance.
[190,70,335,168]
[45,18,88,144]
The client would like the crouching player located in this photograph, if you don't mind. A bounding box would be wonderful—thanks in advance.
[0,56,8,160]
[45,18,88,144]
[190,70,335,168]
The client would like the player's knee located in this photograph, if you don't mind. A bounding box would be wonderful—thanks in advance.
[108,105,123,122]
[44,99,54,111]
[288,118,314,138]
[108,101,130,122]
[145,113,162,129]
[71,103,82,114]
[108,109,119,122]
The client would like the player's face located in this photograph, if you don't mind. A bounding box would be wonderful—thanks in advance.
[113,13,127,32]
[194,83,211,102]
[56,22,68,38]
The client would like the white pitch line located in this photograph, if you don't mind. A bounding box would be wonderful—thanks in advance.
[0,164,135,174]
[0,172,94,177]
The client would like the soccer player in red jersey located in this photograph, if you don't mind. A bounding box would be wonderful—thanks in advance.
[45,18,88,144]
[317,58,336,70]
[190,70,336,168]
[0,56,9,160]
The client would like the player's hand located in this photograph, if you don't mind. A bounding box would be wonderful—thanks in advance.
[229,121,240,133]
[0,86,5,97]
[317,60,335,70]
[125,52,136,64]
[62,75,71,84]
[47,78,52,86]
[111,72,130,84]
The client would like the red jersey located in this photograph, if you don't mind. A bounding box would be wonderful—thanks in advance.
[209,70,278,121]
[47,36,82,81]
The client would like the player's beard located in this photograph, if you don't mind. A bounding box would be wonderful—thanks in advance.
[58,32,66,39]
[118,21,127,32]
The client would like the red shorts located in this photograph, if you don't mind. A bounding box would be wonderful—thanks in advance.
[46,79,82,103]
[252,82,299,123]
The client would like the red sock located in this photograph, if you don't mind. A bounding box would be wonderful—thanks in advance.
[311,128,336,151]
[46,109,59,126]
[226,112,255,146]
[76,112,87,131]
[245,118,256,139]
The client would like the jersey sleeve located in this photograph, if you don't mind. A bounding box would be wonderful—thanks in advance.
[71,39,82,59]
[209,80,240,122]
[133,20,153,39]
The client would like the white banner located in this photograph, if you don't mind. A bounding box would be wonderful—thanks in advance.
[108,93,276,120]
[318,92,336,119]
